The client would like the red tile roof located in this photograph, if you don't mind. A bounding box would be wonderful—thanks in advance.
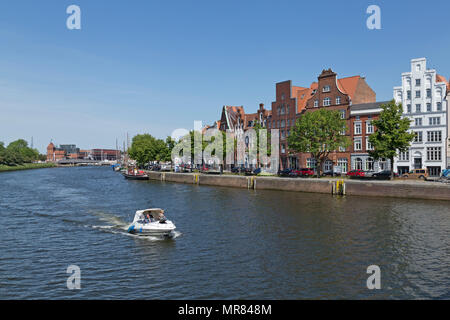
[337,76,361,100]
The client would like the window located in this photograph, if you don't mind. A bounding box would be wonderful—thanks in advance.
[354,138,362,151]
[366,138,374,150]
[324,160,333,171]
[307,158,317,169]
[414,131,423,143]
[286,105,290,114]
[379,158,387,170]
[337,158,348,173]
[437,102,442,111]
[415,104,421,113]
[281,130,285,139]
[355,158,363,170]
[366,158,374,171]
[415,118,422,126]
[366,121,374,134]
[281,94,285,100]
[416,79,421,86]
[415,91,421,98]
[427,147,441,161]
[323,97,331,106]
[407,104,412,113]
[336,97,341,105]
[427,89,431,98]
[399,151,409,161]
[354,123,362,135]
[339,146,346,152]
[429,117,440,125]
[281,144,286,154]
[427,131,442,142]
[281,120,285,128]
[280,105,285,115]
[340,110,346,119]
[323,85,331,93]
[407,91,411,100]
[314,100,319,108]
[427,103,431,112]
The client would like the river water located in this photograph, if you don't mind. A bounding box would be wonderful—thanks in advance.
[0,166,449,299]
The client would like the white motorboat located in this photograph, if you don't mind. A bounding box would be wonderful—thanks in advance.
[127,208,176,237]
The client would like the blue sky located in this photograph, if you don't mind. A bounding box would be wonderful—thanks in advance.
[1,0,449,153]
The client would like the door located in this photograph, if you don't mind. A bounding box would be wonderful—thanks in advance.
[414,158,422,169]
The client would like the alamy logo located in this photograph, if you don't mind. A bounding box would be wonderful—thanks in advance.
[66,5,81,30]
[366,265,381,290]
[366,5,381,30]
[67,265,81,290]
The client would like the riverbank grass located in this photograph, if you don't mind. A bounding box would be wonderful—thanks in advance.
[0,163,56,172]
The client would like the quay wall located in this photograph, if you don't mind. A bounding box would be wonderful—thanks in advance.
[145,171,450,201]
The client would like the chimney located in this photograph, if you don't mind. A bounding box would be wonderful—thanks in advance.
[259,103,264,110]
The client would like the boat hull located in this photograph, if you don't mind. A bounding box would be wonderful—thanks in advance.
[122,173,149,180]
[127,221,176,236]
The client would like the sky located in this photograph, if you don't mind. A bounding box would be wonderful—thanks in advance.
[0,0,449,153]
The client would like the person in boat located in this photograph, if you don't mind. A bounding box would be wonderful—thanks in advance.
[144,213,151,223]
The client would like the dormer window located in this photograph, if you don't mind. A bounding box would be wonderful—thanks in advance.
[314,100,319,108]
[323,85,331,93]
[312,89,317,95]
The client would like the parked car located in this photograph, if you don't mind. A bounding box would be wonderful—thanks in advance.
[298,168,315,177]
[372,170,399,180]
[278,168,292,177]
[401,169,428,180]
[346,170,366,178]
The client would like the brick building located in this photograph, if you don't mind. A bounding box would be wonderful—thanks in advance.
[272,69,376,171]
[349,101,391,172]
[46,143,66,162]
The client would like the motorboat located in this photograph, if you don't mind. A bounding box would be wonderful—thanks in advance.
[127,208,176,236]
[122,168,149,180]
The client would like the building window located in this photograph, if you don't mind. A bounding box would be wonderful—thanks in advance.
[281,130,285,139]
[323,97,331,106]
[354,123,362,135]
[415,104,421,113]
[379,158,387,170]
[429,117,440,125]
[337,158,348,173]
[355,158,363,170]
[407,91,411,100]
[286,105,290,114]
[354,138,362,151]
[427,131,442,142]
[366,121,374,134]
[414,131,423,143]
[323,85,331,93]
[281,94,285,100]
[324,160,333,171]
[407,104,412,113]
[281,144,286,154]
[339,146,346,152]
[427,103,432,112]
[314,100,319,108]
[281,120,285,128]
[415,91,421,98]
[437,102,442,111]
[307,158,317,169]
[340,109,346,119]
[415,118,422,126]
[366,158,374,171]
[336,97,341,105]
[416,79,421,86]
[427,147,441,161]
[399,151,409,161]
[366,138,374,151]
[427,89,431,98]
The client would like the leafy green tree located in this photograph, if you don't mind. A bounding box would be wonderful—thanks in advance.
[128,134,169,167]
[288,109,350,177]
[368,100,415,179]
[6,139,39,163]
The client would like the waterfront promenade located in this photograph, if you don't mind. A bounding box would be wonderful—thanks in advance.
[144,171,450,201]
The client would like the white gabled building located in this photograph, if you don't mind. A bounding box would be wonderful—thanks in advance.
[393,58,448,177]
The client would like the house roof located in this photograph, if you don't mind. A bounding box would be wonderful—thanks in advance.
[436,74,449,91]
[351,101,389,111]
[337,76,361,100]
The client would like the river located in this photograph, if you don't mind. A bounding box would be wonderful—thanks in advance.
[0,166,449,299]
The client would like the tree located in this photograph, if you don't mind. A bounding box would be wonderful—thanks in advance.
[288,108,350,177]
[368,100,415,179]
[128,134,170,167]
